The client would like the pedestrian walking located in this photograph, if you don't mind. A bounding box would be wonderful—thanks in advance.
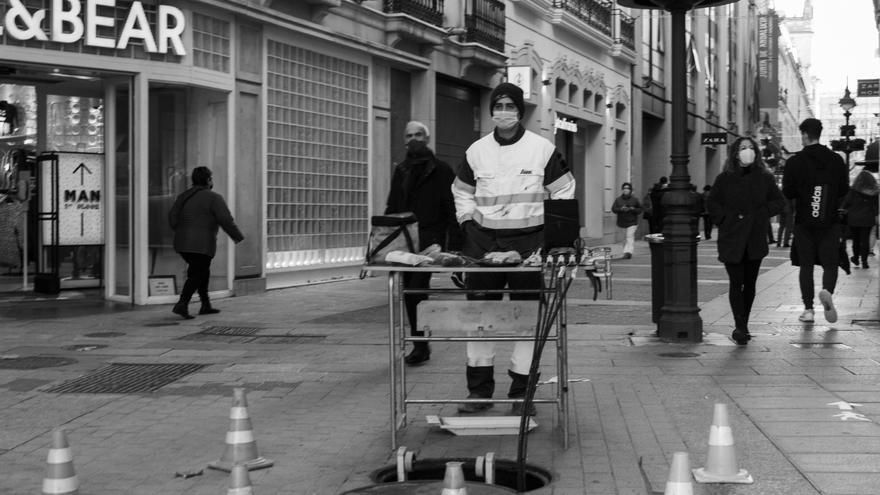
[707,137,785,345]
[385,121,460,366]
[643,176,668,234]
[700,185,714,240]
[841,167,879,269]
[776,198,794,248]
[782,118,850,324]
[168,166,244,319]
[611,182,642,259]
[451,82,575,415]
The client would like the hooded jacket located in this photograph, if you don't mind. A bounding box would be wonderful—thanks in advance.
[708,165,785,263]
[842,170,879,227]
[782,143,849,227]
[169,186,244,257]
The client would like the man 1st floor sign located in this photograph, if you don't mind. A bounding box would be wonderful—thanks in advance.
[701,132,727,145]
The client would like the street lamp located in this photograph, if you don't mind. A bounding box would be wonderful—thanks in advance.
[838,86,857,167]
[618,0,737,342]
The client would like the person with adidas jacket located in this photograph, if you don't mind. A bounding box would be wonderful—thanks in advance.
[782,118,850,324]
[451,82,576,415]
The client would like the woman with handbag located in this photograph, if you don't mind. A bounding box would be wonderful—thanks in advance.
[842,169,879,268]
[707,137,785,345]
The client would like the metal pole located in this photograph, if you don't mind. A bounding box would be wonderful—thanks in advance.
[845,110,852,168]
[658,7,703,342]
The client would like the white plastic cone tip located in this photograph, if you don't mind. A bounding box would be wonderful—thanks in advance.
[664,452,693,495]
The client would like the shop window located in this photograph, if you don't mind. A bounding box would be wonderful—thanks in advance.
[193,13,231,72]
[147,85,229,294]
[265,40,369,270]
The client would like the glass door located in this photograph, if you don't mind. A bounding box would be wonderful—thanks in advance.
[105,79,132,300]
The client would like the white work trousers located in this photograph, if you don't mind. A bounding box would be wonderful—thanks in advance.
[623,225,637,255]
[466,339,534,375]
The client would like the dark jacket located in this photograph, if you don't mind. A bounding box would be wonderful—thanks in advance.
[782,143,849,227]
[169,186,244,257]
[385,146,460,251]
[842,170,879,227]
[611,194,643,228]
[707,165,785,263]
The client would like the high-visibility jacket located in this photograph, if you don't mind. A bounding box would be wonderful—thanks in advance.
[452,127,576,231]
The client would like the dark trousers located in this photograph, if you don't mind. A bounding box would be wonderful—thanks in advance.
[403,271,431,348]
[178,252,212,305]
[850,226,873,265]
[777,211,793,246]
[702,215,713,239]
[794,224,840,309]
[724,256,762,331]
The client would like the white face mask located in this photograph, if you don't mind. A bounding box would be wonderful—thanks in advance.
[738,148,756,166]
[492,110,519,131]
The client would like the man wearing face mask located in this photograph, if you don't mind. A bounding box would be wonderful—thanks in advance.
[385,121,461,366]
[782,118,849,324]
[452,82,576,415]
[707,137,784,345]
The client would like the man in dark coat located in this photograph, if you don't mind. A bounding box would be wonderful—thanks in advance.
[644,176,668,234]
[385,121,460,366]
[782,118,850,324]
[169,166,244,319]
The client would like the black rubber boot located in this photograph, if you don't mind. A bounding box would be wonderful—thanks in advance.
[458,366,494,413]
[508,370,538,416]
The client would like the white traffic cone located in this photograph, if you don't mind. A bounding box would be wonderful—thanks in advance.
[42,429,78,495]
[209,388,274,472]
[692,403,754,483]
[440,461,467,494]
[664,452,693,495]
[227,464,254,495]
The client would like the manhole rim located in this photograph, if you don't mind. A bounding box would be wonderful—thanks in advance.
[369,457,552,492]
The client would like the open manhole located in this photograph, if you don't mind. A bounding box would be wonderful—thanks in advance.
[658,352,701,358]
[83,331,126,337]
[0,356,77,369]
[43,363,207,394]
[62,344,108,352]
[790,343,852,349]
[369,458,550,492]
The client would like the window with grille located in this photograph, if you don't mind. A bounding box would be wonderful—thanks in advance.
[192,13,230,72]
[265,40,369,270]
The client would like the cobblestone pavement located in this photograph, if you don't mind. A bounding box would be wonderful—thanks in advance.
[1,239,879,494]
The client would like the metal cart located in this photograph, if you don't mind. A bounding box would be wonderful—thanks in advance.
[367,262,584,450]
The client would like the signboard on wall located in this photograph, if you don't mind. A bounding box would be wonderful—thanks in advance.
[507,66,532,100]
[41,153,104,246]
[857,79,880,97]
[0,0,186,55]
[701,132,727,145]
[757,13,779,107]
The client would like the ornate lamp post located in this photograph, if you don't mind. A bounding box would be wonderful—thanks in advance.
[838,86,857,167]
[617,0,736,342]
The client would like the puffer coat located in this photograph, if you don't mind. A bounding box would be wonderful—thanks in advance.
[169,186,244,257]
[707,166,785,263]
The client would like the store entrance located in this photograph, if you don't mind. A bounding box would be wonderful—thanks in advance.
[0,63,131,303]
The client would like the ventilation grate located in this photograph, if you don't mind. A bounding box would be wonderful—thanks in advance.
[44,363,207,394]
[177,331,326,344]
[200,326,262,336]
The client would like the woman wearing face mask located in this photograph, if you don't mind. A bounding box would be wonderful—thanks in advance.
[707,137,785,345]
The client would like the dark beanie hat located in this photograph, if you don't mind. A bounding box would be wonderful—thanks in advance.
[621,182,632,190]
[490,82,525,118]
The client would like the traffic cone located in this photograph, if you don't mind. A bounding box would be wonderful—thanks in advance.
[227,464,254,495]
[692,403,754,483]
[440,461,467,494]
[42,429,78,495]
[208,388,274,472]
[663,452,693,495]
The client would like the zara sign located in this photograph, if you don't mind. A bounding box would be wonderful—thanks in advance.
[1,0,186,56]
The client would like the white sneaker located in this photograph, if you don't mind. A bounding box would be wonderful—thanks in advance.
[819,289,837,323]
[798,309,815,322]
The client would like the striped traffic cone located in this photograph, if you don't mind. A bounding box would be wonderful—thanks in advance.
[663,452,693,495]
[42,429,78,495]
[440,461,466,495]
[692,403,753,483]
[227,464,254,495]
[208,388,274,472]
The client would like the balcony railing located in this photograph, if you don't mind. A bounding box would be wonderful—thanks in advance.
[384,0,444,26]
[552,0,612,37]
[619,10,635,50]
[465,0,506,52]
